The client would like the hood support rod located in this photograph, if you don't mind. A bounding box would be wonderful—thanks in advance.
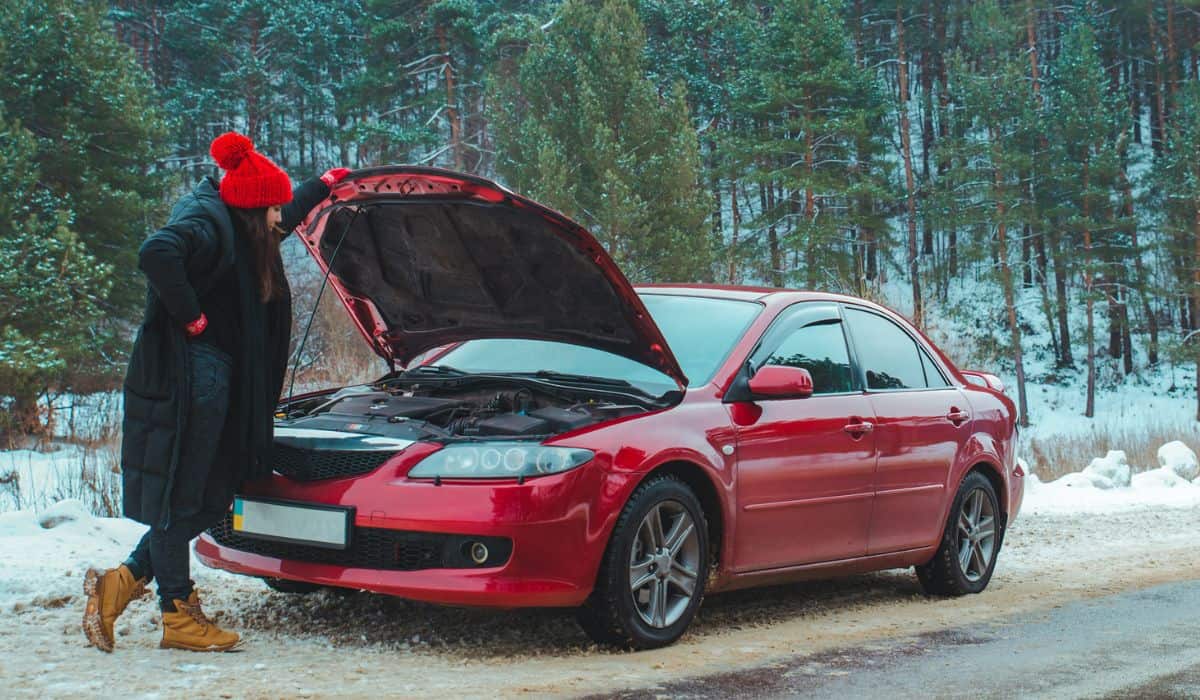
[284,206,362,412]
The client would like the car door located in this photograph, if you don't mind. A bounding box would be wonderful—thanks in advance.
[729,303,878,571]
[842,306,970,555]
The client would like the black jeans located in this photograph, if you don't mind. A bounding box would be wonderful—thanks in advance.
[125,342,235,610]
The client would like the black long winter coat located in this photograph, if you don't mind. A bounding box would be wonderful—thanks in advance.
[121,176,329,528]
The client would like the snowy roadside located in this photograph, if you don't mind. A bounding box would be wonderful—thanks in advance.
[2,488,1199,698]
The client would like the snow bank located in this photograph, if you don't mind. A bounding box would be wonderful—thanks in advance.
[1131,467,1190,489]
[1158,441,1199,480]
[0,505,146,609]
[1023,444,1200,516]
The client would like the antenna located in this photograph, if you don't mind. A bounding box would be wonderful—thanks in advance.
[284,206,362,414]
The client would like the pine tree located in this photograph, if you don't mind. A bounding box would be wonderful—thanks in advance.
[1045,18,1128,418]
[0,116,113,443]
[734,0,890,291]
[0,0,168,317]
[1149,81,1200,421]
[940,0,1038,426]
[491,0,713,282]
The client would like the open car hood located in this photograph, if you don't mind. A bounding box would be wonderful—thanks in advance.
[297,166,688,388]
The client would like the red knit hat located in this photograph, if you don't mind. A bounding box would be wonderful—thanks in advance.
[209,132,293,209]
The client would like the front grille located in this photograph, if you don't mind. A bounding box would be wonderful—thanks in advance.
[207,513,512,571]
[272,443,396,481]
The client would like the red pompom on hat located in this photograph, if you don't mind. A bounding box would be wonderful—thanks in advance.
[209,132,293,209]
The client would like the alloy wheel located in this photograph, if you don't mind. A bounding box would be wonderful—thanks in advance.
[628,500,701,629]
[956,487,997,582]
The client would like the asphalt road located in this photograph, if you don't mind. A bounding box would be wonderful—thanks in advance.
[601,578,1200,700]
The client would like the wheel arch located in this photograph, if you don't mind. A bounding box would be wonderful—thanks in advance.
[637,460,726,572]
[963,460,1009,533]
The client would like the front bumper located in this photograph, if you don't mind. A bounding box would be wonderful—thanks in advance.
[194,447,616,608]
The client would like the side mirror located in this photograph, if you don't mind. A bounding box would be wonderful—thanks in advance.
[748,365,814,399]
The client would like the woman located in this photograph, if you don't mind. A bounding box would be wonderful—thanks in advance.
[82,132,350,653]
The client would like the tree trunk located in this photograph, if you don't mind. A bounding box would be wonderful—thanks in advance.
[805,128,817,289]
[1027,0,1041,102]
[992,137,1028,427]
[1051,232,1073,366]
[1168,0,1178,115]
[1107,279,1123,361]
[1121,299,1134,376]
[897,4,923,326]
[437,25,464,171]
[866,228,878,283]
[1022,224,1033,287]
[1083,158,1095,418]
[920,0,934,256]
[1031,229,1060,360]
[767,183,781,287]
[728,182,740,284]
[1150,6,1167,155]
[1195,205,1200,421]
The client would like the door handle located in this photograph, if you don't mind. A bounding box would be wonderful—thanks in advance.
[843,419,874,437]
[946,408,969,426]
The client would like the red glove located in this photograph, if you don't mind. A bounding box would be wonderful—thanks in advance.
[320,167,351,187]
[184,313,208,338]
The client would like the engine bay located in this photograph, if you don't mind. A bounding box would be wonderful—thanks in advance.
[276,375,666,443]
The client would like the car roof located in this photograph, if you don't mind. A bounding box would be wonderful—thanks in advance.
[635,283,878,308]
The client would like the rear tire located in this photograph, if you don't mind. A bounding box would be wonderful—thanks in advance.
[916,470,1001,596]
[576,474,709,649]
[261,577,322,594]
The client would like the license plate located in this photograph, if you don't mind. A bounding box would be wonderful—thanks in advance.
[232,497,353,550]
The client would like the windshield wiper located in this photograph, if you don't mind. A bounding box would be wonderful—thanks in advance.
[523,370,637,388]
[401,364,468,377]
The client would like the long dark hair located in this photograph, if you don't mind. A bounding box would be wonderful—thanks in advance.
[229,206,285,302]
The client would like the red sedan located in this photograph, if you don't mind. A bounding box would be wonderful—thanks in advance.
[196,167,1024,649]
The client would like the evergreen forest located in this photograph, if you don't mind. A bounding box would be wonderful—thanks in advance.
[4,0,1200,437]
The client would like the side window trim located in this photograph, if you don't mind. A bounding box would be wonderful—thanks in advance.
[748,303,841,371]
[743,301,862,395]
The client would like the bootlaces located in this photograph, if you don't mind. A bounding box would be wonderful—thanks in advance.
[180,600,212,631]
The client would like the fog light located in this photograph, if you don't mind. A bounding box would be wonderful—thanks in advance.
[468,541,489,565]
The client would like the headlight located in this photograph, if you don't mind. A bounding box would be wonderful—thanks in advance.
[408,443,594,480]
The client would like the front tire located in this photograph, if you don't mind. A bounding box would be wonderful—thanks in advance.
[916,470,1001,596]
[576,474,709,649]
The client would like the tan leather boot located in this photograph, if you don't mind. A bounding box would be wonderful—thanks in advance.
[82,565,149,652]
[159,592,242,652]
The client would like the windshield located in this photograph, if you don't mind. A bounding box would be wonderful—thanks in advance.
[433,294,761,393]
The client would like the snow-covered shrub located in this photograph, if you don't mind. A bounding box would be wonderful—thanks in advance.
[1082,450,1132,488]
[1157,441,1199,481]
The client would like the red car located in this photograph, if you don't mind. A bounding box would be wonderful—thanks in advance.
[196,167,1024,649]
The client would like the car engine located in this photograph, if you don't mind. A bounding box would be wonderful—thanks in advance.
[276,379,651,443]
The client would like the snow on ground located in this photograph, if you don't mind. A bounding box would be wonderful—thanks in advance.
[0,501,148,610]
[1022,472,1200,515]
[2,493,1199,699]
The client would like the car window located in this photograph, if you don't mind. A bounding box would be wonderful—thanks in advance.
[763,321,855,395]
[844,308,926,390]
